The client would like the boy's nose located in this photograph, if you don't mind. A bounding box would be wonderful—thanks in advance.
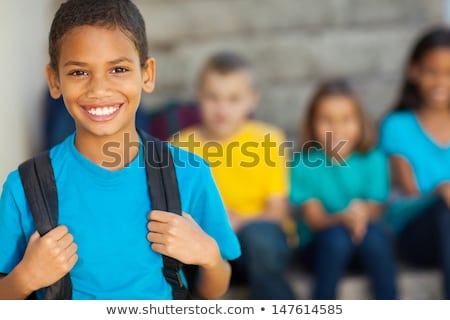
[86,75,112,99]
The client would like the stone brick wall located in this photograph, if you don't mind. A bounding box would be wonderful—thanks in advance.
[136,0,443,140]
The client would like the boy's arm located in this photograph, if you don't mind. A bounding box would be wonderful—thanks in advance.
[195,239,231,299]
[257,129,289,223]
[0,269,34,299]
[260,195,288,222]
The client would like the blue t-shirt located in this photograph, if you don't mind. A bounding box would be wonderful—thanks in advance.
[379,111,449,231]
[0,133,241,299]
[289,149,389,246]
[380,111,450,193]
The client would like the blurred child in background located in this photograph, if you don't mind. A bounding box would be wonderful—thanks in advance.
[379,26,450,299]
[172,52,295,299]
[290,79,397,299]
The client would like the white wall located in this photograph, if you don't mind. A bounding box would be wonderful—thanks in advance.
[0,0,54,189]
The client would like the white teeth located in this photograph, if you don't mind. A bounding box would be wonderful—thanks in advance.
[87,106,119,116]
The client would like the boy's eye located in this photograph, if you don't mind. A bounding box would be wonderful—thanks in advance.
[111,67,128,74]
[69,70,88,77]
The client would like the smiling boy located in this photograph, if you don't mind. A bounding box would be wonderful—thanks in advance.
[0,0,240,299]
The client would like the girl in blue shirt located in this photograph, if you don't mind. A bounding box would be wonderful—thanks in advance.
[379,26,450,299]
[290,79,397,299]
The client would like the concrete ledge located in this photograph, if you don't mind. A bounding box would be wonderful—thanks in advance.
[223,267,443,300]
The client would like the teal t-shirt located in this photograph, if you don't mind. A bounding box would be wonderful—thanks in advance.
[0,133,241,299]
[379,111,447,232]
[289,149,389,246]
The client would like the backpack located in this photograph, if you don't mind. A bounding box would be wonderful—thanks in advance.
[18,129,197,300]
[147,100,201,141]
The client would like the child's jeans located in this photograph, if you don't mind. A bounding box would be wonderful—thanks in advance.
[231,221,295,299]
[304,224,397,300]
[397,198,450,299]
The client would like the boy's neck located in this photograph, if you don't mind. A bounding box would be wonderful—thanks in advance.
[74,128,140,171]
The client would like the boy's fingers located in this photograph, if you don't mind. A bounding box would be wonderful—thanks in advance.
[65,243,78,257]
[58,233,74,249]
[47,225,69,241]
[150,243,166,255]
[67,253,78,269]
[148,210,172,222]
[147,221,166,233]
[147,232,165,244]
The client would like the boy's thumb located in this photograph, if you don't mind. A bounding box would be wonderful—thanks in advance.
[29,231,40,243]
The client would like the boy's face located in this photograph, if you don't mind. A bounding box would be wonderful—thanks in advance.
[197,70,258,139]
[46,25,155,139]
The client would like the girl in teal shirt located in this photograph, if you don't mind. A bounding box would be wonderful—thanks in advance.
[290,79,397,299]
[379,26,450,299]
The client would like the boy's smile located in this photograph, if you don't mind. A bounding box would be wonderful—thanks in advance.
[82,103,122,122]
[46,25,155,139]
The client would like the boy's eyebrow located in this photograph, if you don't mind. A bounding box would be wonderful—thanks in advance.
[63,57,134,68]
[107,57,134,65]
[63,61,88,67]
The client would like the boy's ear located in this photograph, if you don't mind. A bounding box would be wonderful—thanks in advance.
[142,57,156,93]
[46,64,62,99]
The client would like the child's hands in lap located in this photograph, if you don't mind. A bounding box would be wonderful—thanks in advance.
[147,210,221,268]
[343,200,370,244]
[18,225,78,291]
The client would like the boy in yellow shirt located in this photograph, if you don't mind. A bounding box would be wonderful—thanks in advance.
[172,52,295,299]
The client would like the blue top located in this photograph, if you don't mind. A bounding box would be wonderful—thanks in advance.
[0,133,241,300]
[379,111,449,231]
[289,149,389,246]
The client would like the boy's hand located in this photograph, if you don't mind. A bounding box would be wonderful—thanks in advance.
[18,225,78,292]
[147,210,221,268]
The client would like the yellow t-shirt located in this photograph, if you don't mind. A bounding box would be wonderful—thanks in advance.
[171,121,288,218]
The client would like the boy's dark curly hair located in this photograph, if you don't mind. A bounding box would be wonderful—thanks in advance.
[49,0,148,71]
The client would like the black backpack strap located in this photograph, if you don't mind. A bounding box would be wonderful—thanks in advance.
[18,152,72,300]
[138,129,191,300]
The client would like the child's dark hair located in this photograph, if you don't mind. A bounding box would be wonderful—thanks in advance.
[49,0,148,71]
[300,78,376,153]
[198,51,253,87]
[393,26,450,111]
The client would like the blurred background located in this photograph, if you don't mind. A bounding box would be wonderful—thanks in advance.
[0,0,446,185]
